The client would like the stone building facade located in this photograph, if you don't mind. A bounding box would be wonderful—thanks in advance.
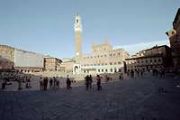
[44,57,62,71]
[14,48,45,72]
[79,42,129,74]
[125,45,172,72]
[0,44,61,72]
[60,58,75,73]
[166,8,180,71]
[0,45,15,70]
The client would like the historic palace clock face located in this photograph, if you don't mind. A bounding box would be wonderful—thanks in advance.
[74,15,82,32]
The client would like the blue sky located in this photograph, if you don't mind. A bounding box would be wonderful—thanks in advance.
[0,0,179,58]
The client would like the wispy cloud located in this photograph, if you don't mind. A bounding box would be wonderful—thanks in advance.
[114,40,170,55]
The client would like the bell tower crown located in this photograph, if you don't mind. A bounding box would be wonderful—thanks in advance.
[74,14,83,63]
[74,15,82,32]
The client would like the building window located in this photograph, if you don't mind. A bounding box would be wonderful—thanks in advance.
[105,69,108,72]
[110,62,112,65]
[110,69,113,72]
[158,58,161,62]
[101,69,104,72]
[98,69,100,72]
[114,62,117,65]
[141,60,144,63]
[118,62,121,64]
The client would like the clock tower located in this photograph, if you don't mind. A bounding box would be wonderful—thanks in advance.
[74,14,82,63]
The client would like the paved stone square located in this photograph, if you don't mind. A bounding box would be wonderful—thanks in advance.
[0,74,180,120]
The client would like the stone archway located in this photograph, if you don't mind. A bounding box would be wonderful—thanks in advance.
[74,66,78,73]
[73,64,81,74]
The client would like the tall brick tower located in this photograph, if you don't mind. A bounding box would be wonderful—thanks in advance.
[74,14,82,63]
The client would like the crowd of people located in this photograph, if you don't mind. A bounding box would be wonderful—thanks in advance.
[84,74,102,91]
[126,69,145,78]
[85,75,92,90]
[152,69,165,78]
[39,77,60,91]
[39,75,75,91]
[0,68,171,92]
[0,72,32,90]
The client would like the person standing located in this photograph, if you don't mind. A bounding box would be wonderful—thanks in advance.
[43,77,48,91]
[27,76,31,88]
[1,79,6,90]
[131,70,134,78]
[49,78,53,89]
[18,79,22,90]
[66,75,71,89]
[39,77,43,90]
[89,75,93,90]
[96,75,102,91]
[56,80,60,89]
[53,77,56,89]
[85,75,89,90]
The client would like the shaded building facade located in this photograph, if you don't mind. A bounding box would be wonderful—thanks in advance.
[166,8,180,71]
[125,45,172,72]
